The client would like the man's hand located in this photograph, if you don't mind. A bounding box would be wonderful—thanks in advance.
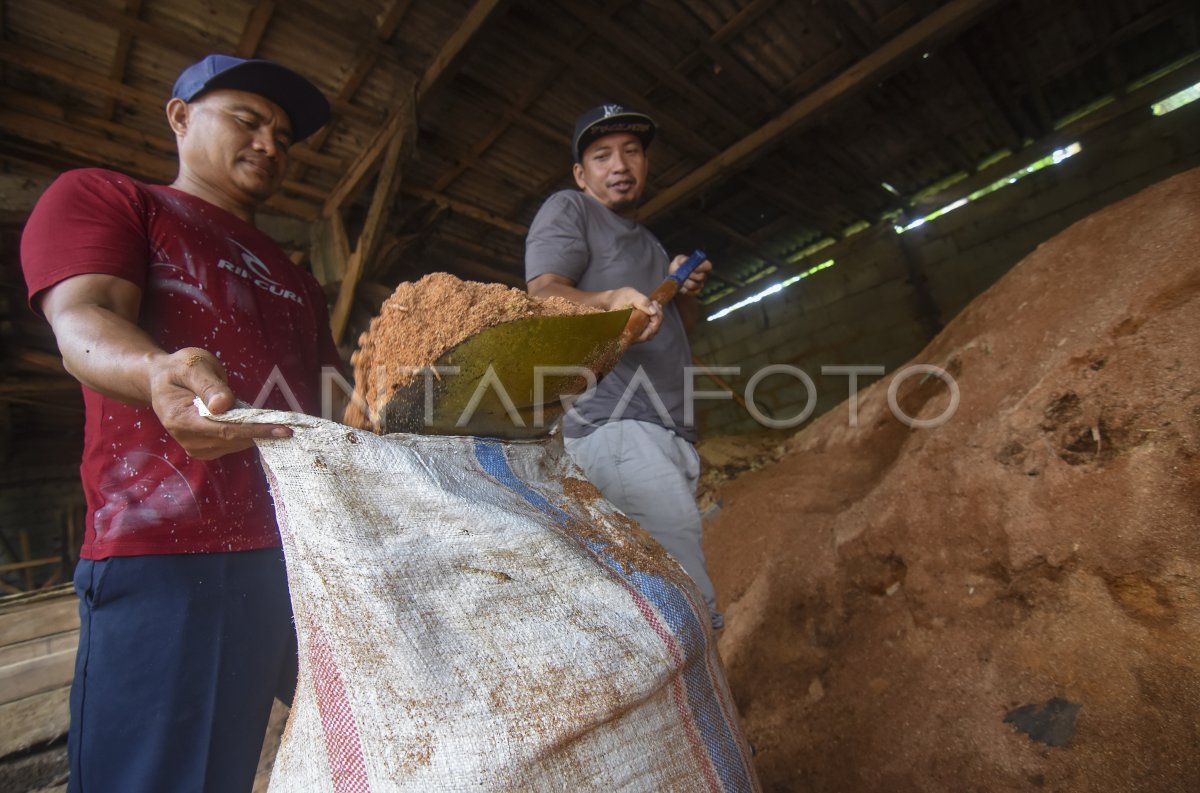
[670,253,712,297]
[146,347,292,460]
[527,274,663,343]
[41,273,291,460]
[604,286,661,343]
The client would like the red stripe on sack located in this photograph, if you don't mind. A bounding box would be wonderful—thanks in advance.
[266,461,372,791]
[602,570,723,792]
[308,624,373,793]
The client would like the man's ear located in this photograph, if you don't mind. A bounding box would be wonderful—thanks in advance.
[165,98,190,137]
[572,162,586,190]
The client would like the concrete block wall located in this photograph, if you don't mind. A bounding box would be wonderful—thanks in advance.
[692,100,1200,437]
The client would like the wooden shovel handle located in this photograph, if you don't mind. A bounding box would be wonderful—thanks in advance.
[618,280,682,350]
[617,250,707,350]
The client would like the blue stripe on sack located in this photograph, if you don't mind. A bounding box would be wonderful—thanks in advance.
[473,438,753,793]
[626,569,752,793]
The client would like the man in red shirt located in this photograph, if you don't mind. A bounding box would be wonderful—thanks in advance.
[21,55,339,793]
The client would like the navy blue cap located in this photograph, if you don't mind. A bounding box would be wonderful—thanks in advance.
[172,54,331,141]
[573,104,656,162]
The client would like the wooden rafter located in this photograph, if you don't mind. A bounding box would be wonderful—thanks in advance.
[42,0,381,126]
[402,188,528,237]
[911,56,1200,213]
[317,0,510,313]
[321,78,416,217]
[235,0,276,58]
[323,0,505,218]
[691,210,787,275]
[330,128,408,344]
[559,3,751,137]
[514,16,721,161]
[99,0,142,121]
[431,53,579,193]
[2,88,327,201]
[738,173,840,239]
[418,0,507,100]
[637,0,1004,222]
[944,44,1026,147]
[661,0,783,114]
[0,108,319,218]
[1003,14,1054,135]
[431,234,524,287]
[0,45,343,172]
[290,0,412,184]
[287,0,407,67]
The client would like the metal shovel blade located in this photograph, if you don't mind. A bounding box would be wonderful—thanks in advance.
[378,308,633,438]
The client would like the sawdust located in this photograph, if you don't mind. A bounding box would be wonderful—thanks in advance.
[704,167,1200,791]
[344,273,596,432]
[553,475,685,583]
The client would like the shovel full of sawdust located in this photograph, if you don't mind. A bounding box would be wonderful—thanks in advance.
[345,252,705,439]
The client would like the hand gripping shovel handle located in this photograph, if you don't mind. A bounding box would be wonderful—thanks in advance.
[618,249,706,350]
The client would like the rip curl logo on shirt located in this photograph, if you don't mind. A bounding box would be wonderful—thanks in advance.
[216,238,305,305]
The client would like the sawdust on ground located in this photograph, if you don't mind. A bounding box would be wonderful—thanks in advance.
[703,167,1200,792]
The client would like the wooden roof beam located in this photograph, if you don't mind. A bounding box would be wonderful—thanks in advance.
[290,0,413,184]
[324,0,505,217]
[45,0,381,125]
[0,109,319,219]
[402,188,528,237]
[558,3,752,138]
[1,88,328,203]
[516,25,721,162]
[0,45,343,173]
[235,0,276,58]
[417,0,508,101]
[911,55,1200,214]
[638,0,1004,222]
[427,0,630,198]
[737,174,842,240]
[1001,15,1054,136]
[943,44,1027,147]
[430,237,524,288]
[690,210,785,279]
[322,78,416,217]
[815,0,881,52]
[99,0,142,121]
[663,0,784,115]
[330,127,407,344]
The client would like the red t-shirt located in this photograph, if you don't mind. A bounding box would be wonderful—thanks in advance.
[21,169,342,559]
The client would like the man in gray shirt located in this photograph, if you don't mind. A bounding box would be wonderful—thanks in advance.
[525,104,722,629]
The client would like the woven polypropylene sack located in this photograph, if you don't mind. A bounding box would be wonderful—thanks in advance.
[211,408,760,793]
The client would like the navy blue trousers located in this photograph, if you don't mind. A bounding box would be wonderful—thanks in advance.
[68,549,297,793]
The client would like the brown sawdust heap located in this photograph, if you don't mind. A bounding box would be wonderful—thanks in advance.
[704,167,1200,791]
[345,273,595,431]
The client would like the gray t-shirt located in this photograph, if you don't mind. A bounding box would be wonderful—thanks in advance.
[525,190,697,442]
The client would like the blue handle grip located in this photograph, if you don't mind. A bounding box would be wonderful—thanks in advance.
[669,249,707,286]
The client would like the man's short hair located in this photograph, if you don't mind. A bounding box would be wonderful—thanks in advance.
[572,104,657,162]
[173,54,331,141]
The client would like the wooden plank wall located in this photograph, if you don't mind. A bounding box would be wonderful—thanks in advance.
[0,588,77,760]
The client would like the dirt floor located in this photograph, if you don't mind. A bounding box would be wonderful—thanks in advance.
[702,167,1200,792]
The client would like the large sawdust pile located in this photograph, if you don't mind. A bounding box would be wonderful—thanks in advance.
[345,273,595,431]
[705,167,1200,791]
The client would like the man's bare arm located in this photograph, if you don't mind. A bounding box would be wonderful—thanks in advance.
[40,273,291,459]
[527,273,663,343]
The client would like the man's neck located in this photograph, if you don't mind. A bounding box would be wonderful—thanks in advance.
[580,189,639,221]
[172,173,256,224]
